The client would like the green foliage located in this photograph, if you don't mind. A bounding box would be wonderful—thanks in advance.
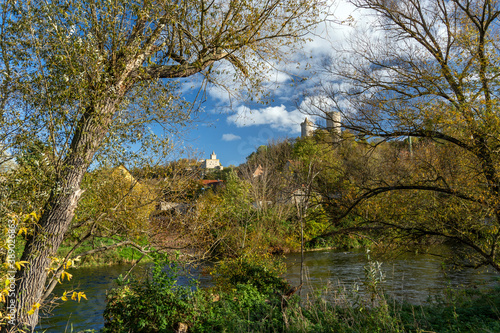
[203,167,235,182]
[398,286,500,333]
[103,254,293,333]
[316,0,500,272]
[103,254,196,333]
[1,0,326,327]
[2,140,55,215]
[75,166,156,239]
[192,283,287,333]
[210,253,290,295]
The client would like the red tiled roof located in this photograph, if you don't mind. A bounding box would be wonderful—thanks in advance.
[200,179,224,185]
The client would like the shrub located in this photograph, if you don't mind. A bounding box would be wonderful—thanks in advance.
[103,253,294,332]
[103,254,197,333]
[210,253,290,295]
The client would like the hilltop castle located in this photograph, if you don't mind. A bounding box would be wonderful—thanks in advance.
[200,151,223,170]
[300,111,342,139]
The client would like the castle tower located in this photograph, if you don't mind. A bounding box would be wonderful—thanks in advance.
[301,117,314,138]
[326,111,341,136]
[210,151,216,160]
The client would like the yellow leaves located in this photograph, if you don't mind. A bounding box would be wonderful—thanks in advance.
[60,271,73,282]
[0,281,10,303]
[72,291,87,302]
[46,256,81,285]
[14,261,29,270]
[27,302,40,316]
[17,227,28,237]
[1,291,8,303]
[63,256,81,270]
[23,211,41,224]
[61,291,87,302]
[1,313,13,322]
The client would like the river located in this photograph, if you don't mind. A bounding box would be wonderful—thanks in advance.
[37,249,499,332]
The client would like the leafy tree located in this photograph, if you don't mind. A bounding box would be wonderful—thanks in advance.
[0,0,325,329]
[308,0,500,271]
[240,140,294,211]
[291,133,344,283]
[193,171,254,257]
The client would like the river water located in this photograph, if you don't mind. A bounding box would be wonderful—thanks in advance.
[37,249,499,332]
[282,249,498,303]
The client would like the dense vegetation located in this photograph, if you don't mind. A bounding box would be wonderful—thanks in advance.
[102,254,500,333]
[0,0,323,329]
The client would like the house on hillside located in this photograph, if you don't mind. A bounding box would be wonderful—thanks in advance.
[200,179,225,191]
[113,165,136,183]
[252,164,264,178]
[154,201,192,215]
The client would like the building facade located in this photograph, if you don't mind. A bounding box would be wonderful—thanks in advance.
[201,151,223,170]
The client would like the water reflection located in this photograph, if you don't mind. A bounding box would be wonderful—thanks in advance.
[38,263,212,332]
[37,265,139,332]
[282,249,499,303]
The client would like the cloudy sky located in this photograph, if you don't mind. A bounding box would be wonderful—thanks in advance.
[170,0,367,167]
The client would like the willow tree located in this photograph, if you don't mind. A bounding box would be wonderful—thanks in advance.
[0,0,323,330]
[309,0,500,271]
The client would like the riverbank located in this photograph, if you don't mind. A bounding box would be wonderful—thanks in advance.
[60,286,500,333]
[57,238,356,269]
[101,254,500,333]
[41,248,500,332]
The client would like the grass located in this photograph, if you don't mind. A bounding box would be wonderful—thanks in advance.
[286,283,500,333]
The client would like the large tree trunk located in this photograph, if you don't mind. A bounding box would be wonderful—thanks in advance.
[8,95,122,331]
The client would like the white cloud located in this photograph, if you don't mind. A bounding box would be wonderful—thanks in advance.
[181,1,379,114]
[197,1,364,107]
[221,133,242,141]
[227,105,306,133]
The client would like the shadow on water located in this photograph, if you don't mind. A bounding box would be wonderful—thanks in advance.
[38,249,499,332]
[37,264,139,332]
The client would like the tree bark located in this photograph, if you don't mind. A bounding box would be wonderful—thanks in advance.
[9,96,121,331]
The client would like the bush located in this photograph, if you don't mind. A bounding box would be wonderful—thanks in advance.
[103,254,197,332]
[102,253,500,333]
[103,254,294,332]
[210,253,290,295]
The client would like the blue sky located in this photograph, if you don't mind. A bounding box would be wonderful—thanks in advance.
[164,1,364,167]
[179,73,328,166]
[155,0,393,167]
[188,103,305,167]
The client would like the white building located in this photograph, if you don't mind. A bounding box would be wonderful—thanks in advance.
[201,151,223,170]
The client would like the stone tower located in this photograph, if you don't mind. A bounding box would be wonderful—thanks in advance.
[301,117,314,138]
[326,111,341,135]
[326,111,341,142]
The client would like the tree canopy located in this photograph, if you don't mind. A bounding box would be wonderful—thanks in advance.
[306,0,500,272]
